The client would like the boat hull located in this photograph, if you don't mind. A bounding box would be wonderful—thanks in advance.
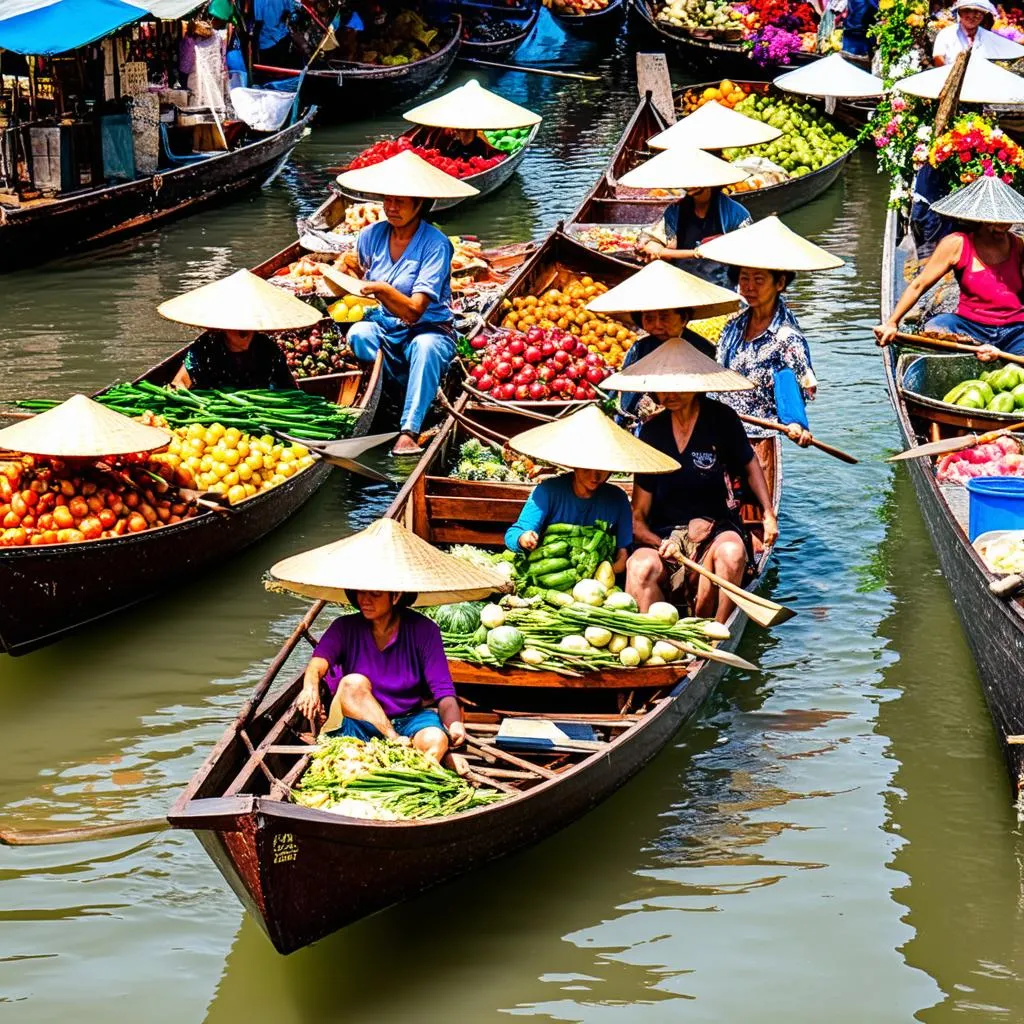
[459,2,541,58]
[551,0,627,38]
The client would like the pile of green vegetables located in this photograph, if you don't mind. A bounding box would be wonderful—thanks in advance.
[19,385,360,440]
[941,365,1024,414]
[519,521,617,592]
[449,439,535,483]
[483,127,531,154]
[292,736,504,820]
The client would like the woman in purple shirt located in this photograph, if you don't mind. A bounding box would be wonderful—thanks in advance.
[295,589,466,761]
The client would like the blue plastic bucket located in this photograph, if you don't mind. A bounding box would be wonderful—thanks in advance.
[966,477,1024,541]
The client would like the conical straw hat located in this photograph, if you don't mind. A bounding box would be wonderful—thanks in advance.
[336,149,480,199]
[157,269,321,331]
[617,146,749,190]
[266,517,508,606]
[895,54,1024,103]
[586,260,741,318]
[647,100,781,152]
[0,394,171,458]
[508,404,680,474]
[404,78,541,130]
[930,174,1024,223]
[695,215,844,271]
[773,52,885,99]
[973,25,1024,59]
[603,339,754,394]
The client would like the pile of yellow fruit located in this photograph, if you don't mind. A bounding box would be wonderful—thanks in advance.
[154,424,316,505]
[688,313,734,343]
[499,274,638,367]
[328,294,380,324]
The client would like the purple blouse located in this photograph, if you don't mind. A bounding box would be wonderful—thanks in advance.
[312,610,456,717]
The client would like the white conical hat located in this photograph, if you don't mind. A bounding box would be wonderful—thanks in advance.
[157,269,321,331]
[617,146,749,190]
[404,78,541,130]
[603,339,754,394]
[508,404,680,474]
[773,52,885,99]
[0,394,171,458]
[336,149,479,199]
[695,215,844,271]
[930,174,1024,223]
[585,260,741,318]
[647,100,781,152]
[896,54,1024,103]
[973,25,1024,60]
[267,517,507,606]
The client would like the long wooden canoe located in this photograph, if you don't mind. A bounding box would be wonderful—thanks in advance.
[880,207,1024,801]
[459,0,542,58]
[0,349,383,657]
[549,0,628,38]
[168,396,782,953]
[0,108,315,273]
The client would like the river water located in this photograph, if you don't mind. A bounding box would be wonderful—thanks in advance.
[2,15,1024,1022]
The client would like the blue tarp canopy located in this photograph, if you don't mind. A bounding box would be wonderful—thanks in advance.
[0,0,201,56]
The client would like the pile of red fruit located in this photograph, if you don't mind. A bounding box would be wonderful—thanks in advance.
[466,327,614,402]
[347,136,505,180]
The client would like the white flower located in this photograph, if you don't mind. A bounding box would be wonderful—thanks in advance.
[916,124,933,141]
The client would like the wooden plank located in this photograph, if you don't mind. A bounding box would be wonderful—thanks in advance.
[466,740,558,779]
[427,476,533,499]
[451,659,687,690]
[430,523,509,546]
[636,53,676,125]
[426,495,527,522]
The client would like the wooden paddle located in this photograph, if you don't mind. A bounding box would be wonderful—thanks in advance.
[457,56,601,81]
[895,331,1024,367]
[738,414,858,464]
[888,421,1024,462]
[672,552,796,627]
[660,636,759,672]
[273,431,397,484]
[0,817,169,846]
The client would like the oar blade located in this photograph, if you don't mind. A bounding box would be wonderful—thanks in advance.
[312,432,398,459]
[673,641,759,672]
[730,588,796,627]
[887,434,980,462]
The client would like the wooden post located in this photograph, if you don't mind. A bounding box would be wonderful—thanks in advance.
[934,49,969,138]
[635,52,675,125]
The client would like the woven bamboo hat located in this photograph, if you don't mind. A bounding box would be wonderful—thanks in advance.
[930,174,1024,223]
[586,260,741,318]
[647,100,781,152]
[603,339,754,394]
[508,404,680,474]
[336,149,480,199]
[403,78,541,130]
[157,269,321,331]
[617,146,749,190]
[896,54,1024,102]
[266,517,507,606]
[0,394,171,458]
[773,52,885,99]
[695,215,844,271]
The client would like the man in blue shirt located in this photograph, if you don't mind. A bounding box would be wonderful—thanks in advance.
[255,0,296,61]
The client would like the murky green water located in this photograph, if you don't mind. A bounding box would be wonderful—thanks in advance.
[2,15,1024,1022]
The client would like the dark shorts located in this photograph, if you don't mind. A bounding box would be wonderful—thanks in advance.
[327,708,446,742]
[924,313,1024,356]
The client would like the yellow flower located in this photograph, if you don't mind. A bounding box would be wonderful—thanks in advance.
[879,0,894,10]
[907,13,923,25]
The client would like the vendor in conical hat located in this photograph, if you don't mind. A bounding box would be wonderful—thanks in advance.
[162,270,318,391]
[603,340,773,623]
[334,151,479,456]
[502,405,679,574]
[695,216,843,448]
[875,175,1024,362]
[275,518,506,761]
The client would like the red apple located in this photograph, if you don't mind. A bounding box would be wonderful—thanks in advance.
[565,364,581,381]
[524,346,543,364]
[515,384,531,400]
[494,361,513,380]
[518,365,536,383]
[477,374,494,391]
[526,327,545,345]
[538,365,556,383]
[528,381,548,400]
[553,349,570,368]
[540,340,555,358]
[508,337,525,356]
[469,336,487,350]
[511,355,525,371]
[586,366,606,385]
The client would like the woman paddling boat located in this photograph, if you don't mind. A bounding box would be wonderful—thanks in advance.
[332,151,479,456]
[696,215,845,449]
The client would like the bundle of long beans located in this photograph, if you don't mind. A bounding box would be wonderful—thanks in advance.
[19,384,359,441]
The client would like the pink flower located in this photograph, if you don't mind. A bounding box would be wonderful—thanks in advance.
[891,96,908,112]
[1004,173,1014,183]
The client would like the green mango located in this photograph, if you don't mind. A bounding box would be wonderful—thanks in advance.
[989,392,1017,413]
[955,379,994,404]
[943,381,972,404]
[957,387,986,409]
[993,367,1023,392]
[980,370,993,383]
[1011,383,1024,409]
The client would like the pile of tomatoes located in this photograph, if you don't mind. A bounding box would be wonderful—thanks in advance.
[347,136,505,180]
[466,327,614,402]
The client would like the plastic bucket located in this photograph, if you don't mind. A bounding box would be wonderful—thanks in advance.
[966,477,1024,541]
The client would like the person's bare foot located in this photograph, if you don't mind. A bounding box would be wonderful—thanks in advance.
[391,432,423,456]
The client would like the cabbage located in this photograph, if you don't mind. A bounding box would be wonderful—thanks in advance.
[430,601,482,635]
[572,579,607,606]
[631,635,653,661]
[607,633,629,654]
[480,604,506,629]
[604,591,638,612]
[652,640,680,663]
[619,646,641,667]
[486,625,525,662]
[520,648,546,665]
[647,602,679,626]
[584,626,613,648]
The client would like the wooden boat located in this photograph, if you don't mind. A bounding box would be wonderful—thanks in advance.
[630,0,822,80]
[295,18,461,117]
[168,395,782,953]
[549,0,628,38]
[880,207,1024,800]
[0,348,383,658]
[0,108,315,272]
[459,0,542,58]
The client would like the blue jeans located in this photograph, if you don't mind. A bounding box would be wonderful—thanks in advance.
[924,313,1024,356]
[326,708,447,742]
[842,0,877,56]
[348,320,455,433]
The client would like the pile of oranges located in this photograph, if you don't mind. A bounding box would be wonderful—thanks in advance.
[681,79,755,113]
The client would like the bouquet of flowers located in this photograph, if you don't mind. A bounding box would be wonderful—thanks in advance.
[871,0,928,78]
[929,114,1024,186]
[865,93,931,209]
[748,23,804,63]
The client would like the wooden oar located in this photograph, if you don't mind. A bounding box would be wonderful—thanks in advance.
[0,817,169,846]
[738,414,859,464]
[888,421,1024,462]
[673,553,796,627]
[895,331,1024,367]
[273,431,397,484]
[660,636,759,672]
[457,56,601,81]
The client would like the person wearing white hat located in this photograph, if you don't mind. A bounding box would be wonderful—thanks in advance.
[933,0,998,65]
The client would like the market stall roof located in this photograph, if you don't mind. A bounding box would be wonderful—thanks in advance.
[895,53,1024,103]
[617,146,749,190]
[586,260,741,319]
[508,404,680,474]
[0,393,171,458]
[336,149,480,199]
[646,100,781,152]
[403,78,542,130]
[695,214,844,271]
[0,0,202,56]
[773,52,886,99]
[266,517,508,607]
[930,174,1024,223]
[157,269,322,332]
[602,339,753,394]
